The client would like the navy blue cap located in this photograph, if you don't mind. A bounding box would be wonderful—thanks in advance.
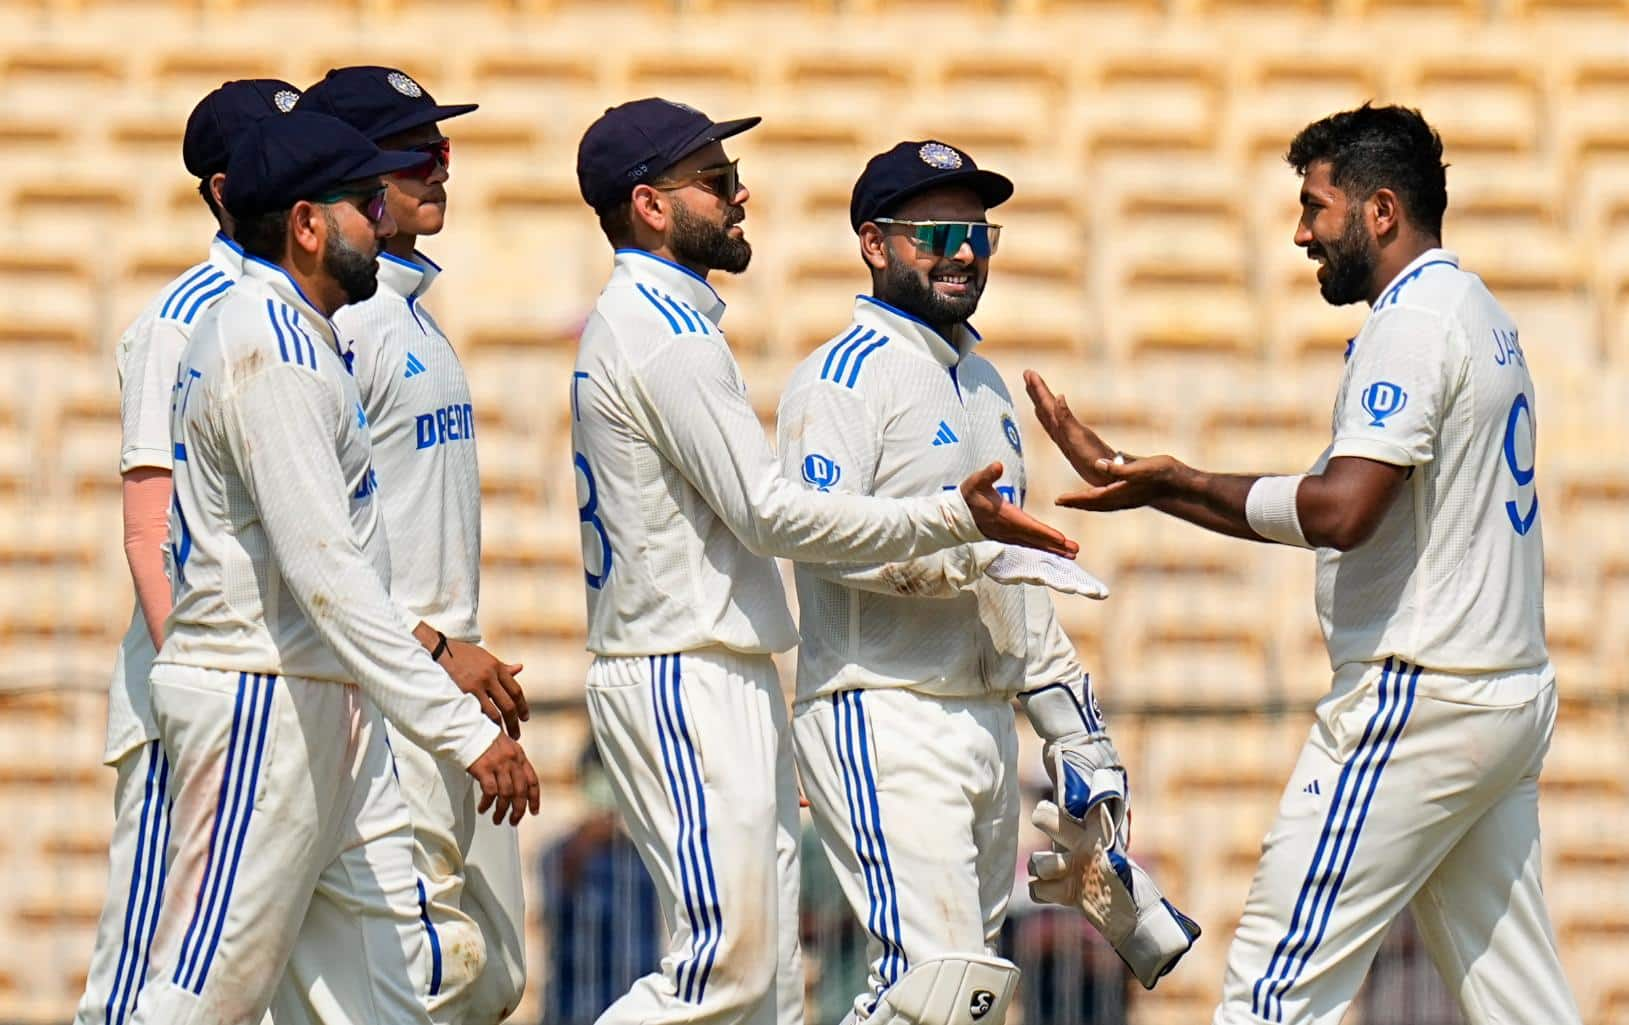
[577,97,760,213]
[223,111,431,218]
[850,140,1014,232]
[294,66,477,142]
[183,79,302,179]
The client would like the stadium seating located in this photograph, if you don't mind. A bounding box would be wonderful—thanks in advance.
[1,2,1626,1021]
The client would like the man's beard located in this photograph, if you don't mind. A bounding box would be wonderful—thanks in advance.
[1316,205,1378,306]
[670,198,751,274]
[876,248,983,326]
[323,213,381,304]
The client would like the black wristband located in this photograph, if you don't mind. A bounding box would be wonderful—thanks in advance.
[430,631,450,662]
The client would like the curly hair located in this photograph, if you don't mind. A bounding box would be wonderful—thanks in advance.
[1287,103,1448,238]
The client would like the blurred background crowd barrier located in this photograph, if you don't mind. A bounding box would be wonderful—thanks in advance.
[1,0,1626,1020]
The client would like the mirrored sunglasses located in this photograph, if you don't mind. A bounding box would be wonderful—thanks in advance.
[651,159,741,200]
[392,138,452,182]
[315,185,389,224]
[873,218,1002,258]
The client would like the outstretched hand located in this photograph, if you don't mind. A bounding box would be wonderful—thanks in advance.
[1056,454,1191,512]
[959,462,1079,559]
[1024,371,1117,486]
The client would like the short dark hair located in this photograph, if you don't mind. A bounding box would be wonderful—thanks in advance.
[597,199,634,247]
[1286,103,1448,238]
[235,208,290,261]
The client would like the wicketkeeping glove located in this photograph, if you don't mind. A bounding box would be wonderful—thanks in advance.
[984,546,1110,599]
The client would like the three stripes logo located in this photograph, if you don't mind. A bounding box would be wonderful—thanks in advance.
[404,352,428,378]
[931,420,959,446]
[1303,780,1321,796]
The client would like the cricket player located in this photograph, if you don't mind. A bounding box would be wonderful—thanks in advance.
[76,77,301,1025]
[293,65,527,1025]
[1025,104,1582,1025]
[571,99,1078,1025]
[778,141,1200,1025]
[130,111,539,1025]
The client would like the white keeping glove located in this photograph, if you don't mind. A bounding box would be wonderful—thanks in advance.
[1028,800,1201,990]
[984,546,1109,599]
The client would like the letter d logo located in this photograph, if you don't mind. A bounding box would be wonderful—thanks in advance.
[802,454,841,492]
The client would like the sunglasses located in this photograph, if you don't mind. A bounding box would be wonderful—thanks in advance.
[392,137,451,181]
[314,184,389,224]
[651,159,742,200]
[873,218,1002,259]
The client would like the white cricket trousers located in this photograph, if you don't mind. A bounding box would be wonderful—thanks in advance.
[73,739,173,1025]
[793,688,1020,1022]
[585,647,803,1025]
[131,666,433,1025]
[1215,658,1582,1025]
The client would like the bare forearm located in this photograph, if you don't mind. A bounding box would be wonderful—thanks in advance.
[1153,469,1264,541]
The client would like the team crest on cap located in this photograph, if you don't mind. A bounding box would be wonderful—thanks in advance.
[387,72,423,98]
[919,142,963,170]
[273,89,300,113]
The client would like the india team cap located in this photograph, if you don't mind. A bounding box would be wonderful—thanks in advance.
[223,111,431,218]
[849,140,1014,232]
[294,66,477,142]
[182,78,303,180]
[576,97,761,214]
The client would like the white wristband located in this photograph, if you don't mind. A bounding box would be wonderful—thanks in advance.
[1245,474,1313,549]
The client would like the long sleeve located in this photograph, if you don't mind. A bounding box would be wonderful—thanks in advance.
[1021,587,1087,693]
[777,373,999,597]
[220,361,498,768]
[628,333,981,561]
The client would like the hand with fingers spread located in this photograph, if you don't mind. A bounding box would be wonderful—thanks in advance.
[1024,370,1119,486]
[466,733,542,825]
[436,638,530,739]
[1056,453,1195,513]
[959,461,1080,559]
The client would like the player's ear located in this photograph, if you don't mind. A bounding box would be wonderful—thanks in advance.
[629,184,667,236]
[859,222,889,272]
[208,173,228,212]
[1369,187,1401,240]
[289,200,324,258]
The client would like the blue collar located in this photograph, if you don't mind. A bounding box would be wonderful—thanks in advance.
[241,254,339,348]
[614,247,723,307]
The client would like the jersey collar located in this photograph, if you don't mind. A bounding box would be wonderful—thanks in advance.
[613,248,726,328]
[375,249,441,301]
[240,254,340,351]
[852,294,981,368]
[1370,247,1459,310]
[208,231,247,277]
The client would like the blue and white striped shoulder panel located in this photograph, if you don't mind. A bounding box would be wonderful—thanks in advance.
[157,263,236,326]
[633,283,715,337]
[264,299,322,371]
[818,325,891,390]
[1373,259,1461,311]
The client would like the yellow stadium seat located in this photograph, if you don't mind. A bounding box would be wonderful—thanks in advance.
[777,52,910,125]
[1404,55,1543,157]
[0,253,96,354]
[1080,53,1225,160]
[1226,57,1382,163]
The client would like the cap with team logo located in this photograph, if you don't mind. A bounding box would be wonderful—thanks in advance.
[576,97,761,214]
[182,78,303,179]
[223,111,431,218]
[849,140,1014,232]
[294,66,477,142]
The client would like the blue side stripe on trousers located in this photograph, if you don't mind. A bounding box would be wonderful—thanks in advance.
[417,879,443,995]
[1268,662,1420,1017]
[105,741,164,1025]
[131,774,174,1019]
[835,691,906,1010]
[1251,659,1415,1021]
[651,654,722,1003]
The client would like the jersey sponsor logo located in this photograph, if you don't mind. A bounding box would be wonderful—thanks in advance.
[802,453,842,491]
[931,420,959,446]
[415,402,475,450]
[1360,381,1407,427]
[404,352,428,378]
[1001,412,1022,454]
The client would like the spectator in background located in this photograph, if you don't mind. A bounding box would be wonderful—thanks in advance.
[540,743,662,1025]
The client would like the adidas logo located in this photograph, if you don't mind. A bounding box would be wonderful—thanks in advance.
[404,352,427,378]
[931,420,959,446]
[1303,780,1321,796]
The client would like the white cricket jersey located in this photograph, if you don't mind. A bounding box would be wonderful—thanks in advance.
[1314,248,1548,673]
[103,231,245,763]
[334,251,482,643]
[778,296,1083,702]
[159,256,498,768]
[570,249,984,658]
